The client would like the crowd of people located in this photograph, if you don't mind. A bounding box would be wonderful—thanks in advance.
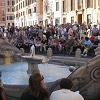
[0,22,100,57]
[0,22,100,99]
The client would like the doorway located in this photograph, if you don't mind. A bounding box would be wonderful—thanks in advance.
[78,14,82,24]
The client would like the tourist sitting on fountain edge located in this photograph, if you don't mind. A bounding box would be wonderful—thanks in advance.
[50,78,84,100]
[20,73,49,100]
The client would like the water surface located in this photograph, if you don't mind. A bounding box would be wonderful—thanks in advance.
[0,63,71,85]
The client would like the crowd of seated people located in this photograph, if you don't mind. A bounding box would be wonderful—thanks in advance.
[0,23,100,56]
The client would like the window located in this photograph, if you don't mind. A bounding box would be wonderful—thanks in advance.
[87,0,93,8]
[63,18,66,24]
[7,0,10,6]
[78,0,83,9]
[34,7,36,13]
[87,14,91,24]
[62,0,66,12]
[16,5,18,11]
[29,0,31,5]
[12,23,14,26]
[19,4,20,9]
[12,8,14,12]
[28,9,31,14]
[56,2,59,11]
[10,16,14,20]
[19,13,20,17]
[71,0,74,11]
[16,14,18,17]
[21,12,22,16]
[28,0,30,5]
[55,18,60,25]
[2,17,5,21]
[7,16,9,20]
[12,1,15,6]
[26,0,28,6]
[7,16,14,20]
[7,8,10,12]
[23,1,25,7]
[16,0,18,3]
[21,3,22,8]
[8,23,10,26]
[46,5,48,13]
[71,17,74,24]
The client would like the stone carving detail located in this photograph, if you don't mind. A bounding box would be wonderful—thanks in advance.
[69,55,100,100]
[90,67,100,81]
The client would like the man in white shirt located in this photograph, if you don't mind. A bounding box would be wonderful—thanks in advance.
[50,78,84,100]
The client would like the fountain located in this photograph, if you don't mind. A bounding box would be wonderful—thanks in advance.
[0,38,71,100]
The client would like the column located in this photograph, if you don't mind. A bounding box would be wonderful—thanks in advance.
[83,0,85,9]
[85,0,87,8]
[93,0,96,9]
[75,0,78,10]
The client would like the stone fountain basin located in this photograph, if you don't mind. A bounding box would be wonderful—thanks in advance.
[0,62,71,86]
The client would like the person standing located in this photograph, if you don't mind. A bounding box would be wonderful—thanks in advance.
[30,44,35,57]
[50,78,84,100]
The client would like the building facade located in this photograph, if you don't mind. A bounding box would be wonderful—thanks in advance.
[48,0,100,25]
[0,0,15,27]
[6,0,15,26]
[65,0,100,25]
[14,0,100,27]
[0,0,6,26]
[14,0,43,27]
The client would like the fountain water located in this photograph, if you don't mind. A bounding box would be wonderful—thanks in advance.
[0,63,71,86]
